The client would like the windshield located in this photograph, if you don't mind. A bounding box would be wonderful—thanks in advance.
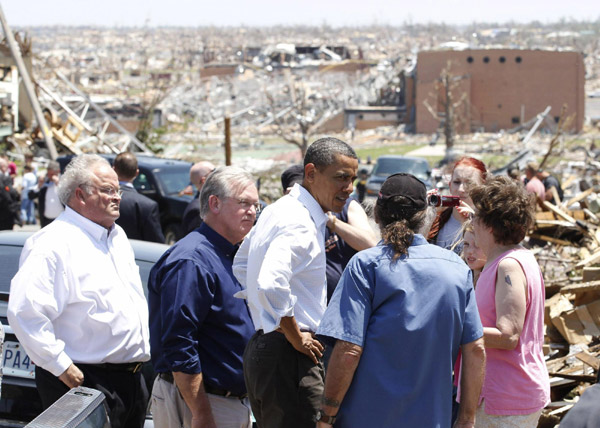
[372,158,430,181]
[153,166,192,196]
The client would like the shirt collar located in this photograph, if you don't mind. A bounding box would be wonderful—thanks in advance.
[63,206,116,242]
[119,181,135,189]
[412,234,428,246]
[198,222,238,259]
[289,183,328,231]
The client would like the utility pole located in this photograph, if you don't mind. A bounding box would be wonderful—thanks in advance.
[0,4,58,159]
[224,116,231,166]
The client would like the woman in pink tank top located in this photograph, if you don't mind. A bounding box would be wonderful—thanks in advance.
[468,176,550,427]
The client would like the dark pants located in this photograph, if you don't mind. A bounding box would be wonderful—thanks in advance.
[35,364,149,428]
[243,330,324,428]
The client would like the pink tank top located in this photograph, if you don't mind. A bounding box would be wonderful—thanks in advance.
[476,248,550,415]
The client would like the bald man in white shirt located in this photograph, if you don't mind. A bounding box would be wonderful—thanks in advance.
[233,137,358,428]
[8,154,150,428]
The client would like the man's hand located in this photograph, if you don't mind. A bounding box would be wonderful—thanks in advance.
[290,331,324,364]
[58,363,84,388]
[317,422,333,428]
[191,416,216,428]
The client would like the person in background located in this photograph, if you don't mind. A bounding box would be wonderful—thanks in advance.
[1,153,16,182]
[0,157,21,230]
[524,161,545,202]
[462,222,487,287]
[182,161,216,235]
[352,168,368,203]
[234,137,358,428]
[148,166,257,428]
[28,161,64,227]
[428,157,487,254]
[463,175,550,427]
[8,154,150,428]
[537,168,564,205]
[113,152,165,243]
[280,164,304,195]
[20,165,37,225]
[316,173,485,428]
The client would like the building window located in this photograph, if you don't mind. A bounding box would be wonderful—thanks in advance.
[483,56,490,63]
[515,56,522,63]
[467,56,474,63]
[499,56,506,63]
[511,116,520,124]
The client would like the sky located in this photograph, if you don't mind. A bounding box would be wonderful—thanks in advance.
[3,0,598,27]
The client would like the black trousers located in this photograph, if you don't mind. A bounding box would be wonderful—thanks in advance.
[243,330,325,428]
[35,364,149,428]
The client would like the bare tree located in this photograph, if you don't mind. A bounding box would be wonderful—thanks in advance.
[423,61,469,154]
[264,73,341,157]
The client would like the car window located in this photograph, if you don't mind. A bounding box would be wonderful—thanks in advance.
[0,245,21,294]
[154,166,192,196]
[372,158,430,181]
[134,172,157,192]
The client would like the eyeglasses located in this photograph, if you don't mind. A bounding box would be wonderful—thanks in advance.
[83,184,123,198]
[225,197,261,213]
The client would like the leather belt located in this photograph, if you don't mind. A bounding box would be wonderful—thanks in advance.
[81,362,144,373]
[159,372,247,400]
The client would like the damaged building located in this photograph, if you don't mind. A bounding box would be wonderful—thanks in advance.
[409,48,585,134]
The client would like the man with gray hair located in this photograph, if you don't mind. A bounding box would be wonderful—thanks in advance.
[8,154,150,428]
[233,137,358,428]
[148,166,258,428]
[28,160,64,227]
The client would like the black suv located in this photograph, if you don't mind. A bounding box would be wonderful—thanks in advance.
[58,154,193,244]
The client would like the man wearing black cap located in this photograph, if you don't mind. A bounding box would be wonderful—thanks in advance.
[316,173,485,428]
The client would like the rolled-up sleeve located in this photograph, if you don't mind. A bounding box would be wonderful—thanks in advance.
[317,255,374,347]
[158,259,215,374]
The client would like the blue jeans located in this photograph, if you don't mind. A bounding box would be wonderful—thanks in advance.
[20,198,35,224]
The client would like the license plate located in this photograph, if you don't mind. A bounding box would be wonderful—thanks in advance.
[2,341,35,379]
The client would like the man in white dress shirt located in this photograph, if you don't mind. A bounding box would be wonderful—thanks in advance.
[233,137,358,428]
[8,154,150,428]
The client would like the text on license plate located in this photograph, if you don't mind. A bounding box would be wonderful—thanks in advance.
[2,341,35,379]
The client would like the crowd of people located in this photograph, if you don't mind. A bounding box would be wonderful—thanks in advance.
[4,139,562,428]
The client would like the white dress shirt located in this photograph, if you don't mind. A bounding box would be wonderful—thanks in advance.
[233,183,328,333]
[44,182,64,219]
[8,207,150,377]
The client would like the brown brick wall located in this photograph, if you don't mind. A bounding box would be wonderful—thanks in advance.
[415,49,584,134]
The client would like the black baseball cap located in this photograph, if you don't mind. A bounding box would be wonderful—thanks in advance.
[281,164,304,191]
[377,173,427,210]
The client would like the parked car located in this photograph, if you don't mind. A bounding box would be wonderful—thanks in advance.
[57,154,193,244]
[0,230,168,425]
[365,155,432,198]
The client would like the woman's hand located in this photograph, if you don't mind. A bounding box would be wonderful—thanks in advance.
[456,201,475,220]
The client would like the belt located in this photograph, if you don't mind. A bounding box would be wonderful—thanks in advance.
[80,362,144,373]
[159,372,247,400]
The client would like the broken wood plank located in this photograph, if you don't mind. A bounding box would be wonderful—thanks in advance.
[575,251,600,269]
[529,234,573,246]
[560,280,600,294]
[575,351,600,371]
[547,372,596,382]
[543,201,578,224]
[565,188,594,208]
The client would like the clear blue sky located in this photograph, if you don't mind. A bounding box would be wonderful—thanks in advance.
[4,0,597,27]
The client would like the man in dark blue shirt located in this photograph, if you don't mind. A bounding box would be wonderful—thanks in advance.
[148,166,258,428]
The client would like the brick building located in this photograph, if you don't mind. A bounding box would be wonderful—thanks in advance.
[411,49,585,134]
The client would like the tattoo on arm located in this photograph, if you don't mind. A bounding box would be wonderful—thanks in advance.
[505,275,512,287]
[321,396,341,408]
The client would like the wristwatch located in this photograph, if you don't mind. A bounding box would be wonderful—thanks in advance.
[314,409,337,425]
